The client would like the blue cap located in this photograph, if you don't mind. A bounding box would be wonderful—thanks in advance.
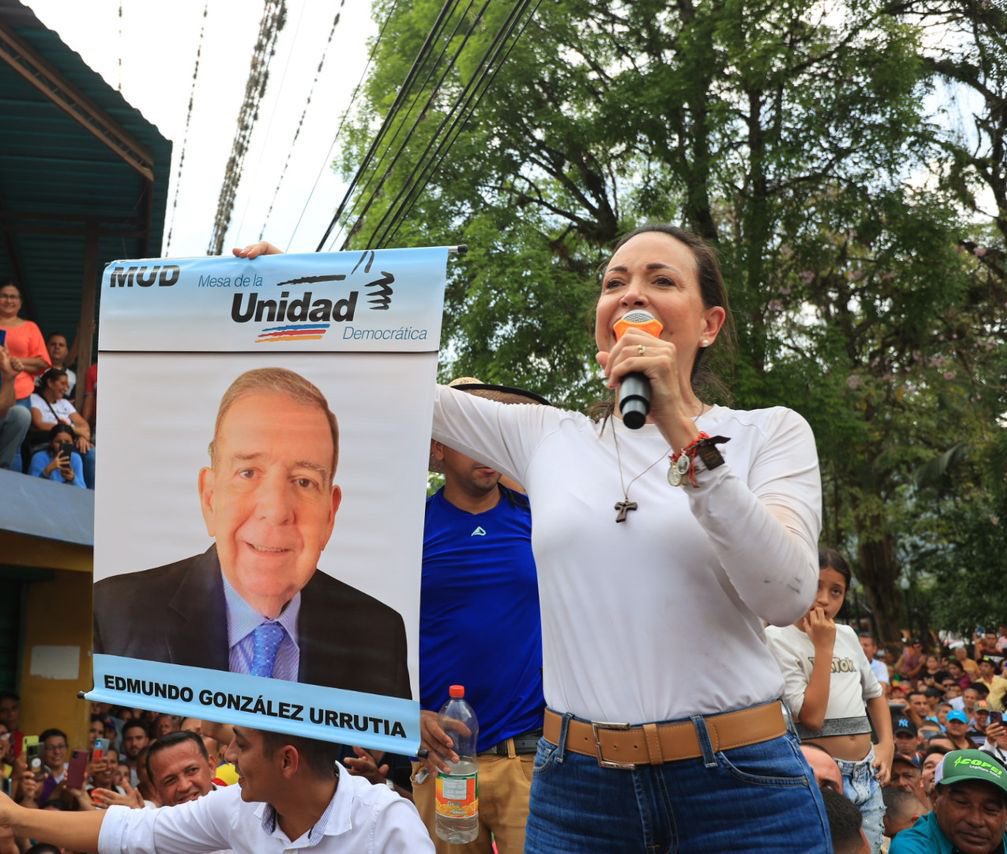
[946,710,969,724]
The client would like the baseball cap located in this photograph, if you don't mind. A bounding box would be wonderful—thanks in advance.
[937,750,1007,798]
[946,710,969,724]
[975,700,992,712]
[445,377,550,406]
[892,715,917,736]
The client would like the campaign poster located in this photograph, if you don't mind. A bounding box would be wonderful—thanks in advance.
[85,248,449,756]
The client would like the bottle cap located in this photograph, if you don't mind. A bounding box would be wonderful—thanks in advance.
[449,684,465,698]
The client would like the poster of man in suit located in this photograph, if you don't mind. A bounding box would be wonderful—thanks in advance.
[88,247,450,755]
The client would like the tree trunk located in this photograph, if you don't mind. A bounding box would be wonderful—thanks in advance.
[856,533,903,647]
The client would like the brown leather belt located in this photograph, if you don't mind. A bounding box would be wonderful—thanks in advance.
[543,702,787,769]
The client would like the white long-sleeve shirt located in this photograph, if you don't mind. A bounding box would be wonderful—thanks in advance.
[432,387,822,724]
[97,770,433,853]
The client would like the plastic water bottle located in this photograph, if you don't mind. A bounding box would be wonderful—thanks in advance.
[435,684,480,843]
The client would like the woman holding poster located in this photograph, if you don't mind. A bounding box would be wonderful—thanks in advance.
[239,227,829,852]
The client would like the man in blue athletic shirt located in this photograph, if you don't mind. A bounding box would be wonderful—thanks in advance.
[414,379,547,853]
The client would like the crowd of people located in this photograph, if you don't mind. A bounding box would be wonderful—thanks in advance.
[3,626,1007,852]
[3,227,1007,853]
[0,281,97,489]
[0,694,431,852]
[803,627,1007,852]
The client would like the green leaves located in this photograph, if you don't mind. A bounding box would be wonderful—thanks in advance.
[339,0,1007,639]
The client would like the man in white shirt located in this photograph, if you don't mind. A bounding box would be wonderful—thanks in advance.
[859,631,890,698]
[0,726,433,853]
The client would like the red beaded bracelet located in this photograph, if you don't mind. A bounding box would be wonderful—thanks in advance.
[668,432,730,487]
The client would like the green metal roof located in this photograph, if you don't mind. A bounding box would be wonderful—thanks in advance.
[0,0,171,347]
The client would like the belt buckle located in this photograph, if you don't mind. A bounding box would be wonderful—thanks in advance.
[591,720,637,769]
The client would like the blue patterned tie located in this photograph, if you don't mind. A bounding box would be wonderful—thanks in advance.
[249,621,285,678]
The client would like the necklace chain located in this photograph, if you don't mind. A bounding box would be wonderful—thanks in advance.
[613,429,669,501]
[611,402,708,522]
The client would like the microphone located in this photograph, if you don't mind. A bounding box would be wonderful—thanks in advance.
[613,309,663,430]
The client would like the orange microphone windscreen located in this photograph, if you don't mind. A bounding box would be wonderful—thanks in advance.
[613,309,664,340]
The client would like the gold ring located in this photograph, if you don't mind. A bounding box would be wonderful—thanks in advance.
[637,344,646,357]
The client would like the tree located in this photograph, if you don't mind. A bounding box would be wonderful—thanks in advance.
[339,0,1006,638]
[908,0,1007,256]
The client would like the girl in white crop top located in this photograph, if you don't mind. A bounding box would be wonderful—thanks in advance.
[767,548,894,851]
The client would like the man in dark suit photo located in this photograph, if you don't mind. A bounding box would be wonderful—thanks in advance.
[93,367,410,699]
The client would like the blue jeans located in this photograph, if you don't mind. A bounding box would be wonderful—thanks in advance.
[525,711,832,853]
[80,445,96,489]
[0,403,30,469]
[835,748,884,853]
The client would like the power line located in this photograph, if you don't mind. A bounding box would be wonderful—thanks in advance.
[315,0,463,251]
[331,0,487,250]
[258,0,346,241]
[384,0,543,245]
[381,1,543,249]
[207,0,288,256]
[164,0,210,255]
[285,0,402,250]
[359,0,543,249]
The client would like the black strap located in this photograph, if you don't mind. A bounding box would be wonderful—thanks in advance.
[44,397,64,426]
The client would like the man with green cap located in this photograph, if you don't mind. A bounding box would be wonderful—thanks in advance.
[891,749,1007,853]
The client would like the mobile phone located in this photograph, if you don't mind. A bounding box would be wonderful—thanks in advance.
[25,740,43,776]
[21,734,38,757]
[990,711,1003,725]
[57,441,75,467]
[66,749,88,789]
[91,737,109,763]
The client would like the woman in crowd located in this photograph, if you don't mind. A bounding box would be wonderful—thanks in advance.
[29,368,94,488]
[28,424,86,488]
[235,226,828,850]
[0,281,49,405]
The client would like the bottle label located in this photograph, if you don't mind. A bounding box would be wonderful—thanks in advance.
[435,771,478,818]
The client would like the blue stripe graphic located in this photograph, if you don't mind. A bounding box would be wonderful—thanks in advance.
[86,654,419,755]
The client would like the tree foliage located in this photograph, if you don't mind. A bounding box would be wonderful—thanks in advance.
[339,0,1007,641]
